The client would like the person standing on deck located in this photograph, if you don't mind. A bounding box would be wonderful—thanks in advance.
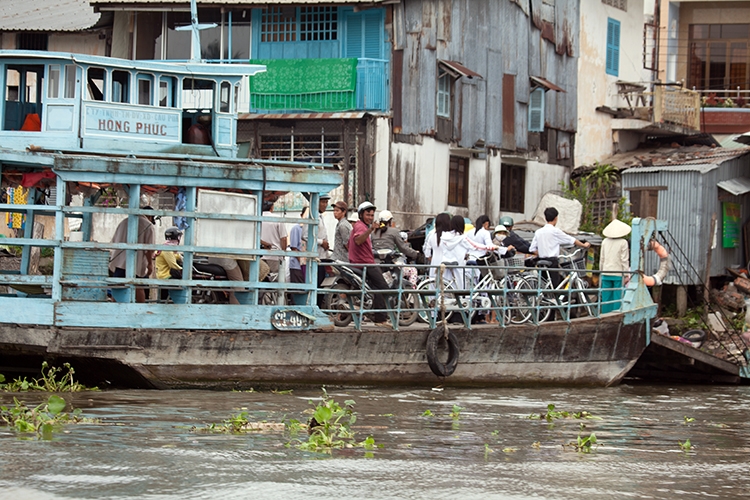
[109,206,156,303]
[331,200,352,262]
[288,208,307,284]
[599,219,630,313]
[349,201,390,325]
[529,207,590,288]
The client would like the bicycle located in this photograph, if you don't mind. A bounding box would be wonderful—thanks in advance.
[522,247,598,323]
[415,253,536,325]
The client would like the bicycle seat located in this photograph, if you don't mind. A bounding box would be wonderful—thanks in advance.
[535,259,553,268]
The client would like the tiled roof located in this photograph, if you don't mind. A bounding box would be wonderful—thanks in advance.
[0,1,100,31]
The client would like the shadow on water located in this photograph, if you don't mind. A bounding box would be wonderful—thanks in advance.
[1,385,749,499]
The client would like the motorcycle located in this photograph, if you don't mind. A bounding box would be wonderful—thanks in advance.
[190,258,230,304]
[320,250,419,327]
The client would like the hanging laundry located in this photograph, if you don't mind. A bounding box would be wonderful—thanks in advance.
[6,187,28,230]
[173,187,189,230]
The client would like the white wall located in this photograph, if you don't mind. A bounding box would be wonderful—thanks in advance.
[576,0,647,166]
[499,159,569,223]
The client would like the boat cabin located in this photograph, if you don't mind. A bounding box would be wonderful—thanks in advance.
[0,50,265,157]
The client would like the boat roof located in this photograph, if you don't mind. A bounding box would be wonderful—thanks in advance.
[0,50,266,79]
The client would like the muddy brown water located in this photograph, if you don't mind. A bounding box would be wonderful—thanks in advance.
[1,385,749,499]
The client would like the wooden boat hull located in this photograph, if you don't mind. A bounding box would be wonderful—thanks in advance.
[0,314,645,388]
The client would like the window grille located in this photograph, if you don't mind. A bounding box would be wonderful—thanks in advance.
[602,0,627,12]
[300,7,338,41]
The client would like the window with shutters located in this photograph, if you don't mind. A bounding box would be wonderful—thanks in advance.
[448,156,469,207]
[528,88,545,132]
[500,164,526,213]
[606,18,621,76]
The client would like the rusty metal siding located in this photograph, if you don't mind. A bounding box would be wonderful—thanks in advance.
[621,155,750,285]
[396,0,578,152]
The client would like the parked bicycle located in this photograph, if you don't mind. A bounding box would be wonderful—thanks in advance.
[522,247,598,323]
[415,252,536,325]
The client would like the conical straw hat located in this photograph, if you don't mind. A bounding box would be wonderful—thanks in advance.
[602,219,631,238]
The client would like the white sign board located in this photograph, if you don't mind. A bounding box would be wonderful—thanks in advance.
[195,190,257,259]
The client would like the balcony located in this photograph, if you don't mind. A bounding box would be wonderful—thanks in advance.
[247,58,389,114]
[601,82,701,136]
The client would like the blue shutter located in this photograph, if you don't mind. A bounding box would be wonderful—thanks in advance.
[528,88,545,132]
[344,9,383,59]
[606,18,620,77]
[344,12,363,58]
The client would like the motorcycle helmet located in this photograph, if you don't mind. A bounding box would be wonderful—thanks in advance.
[378,209,393,223]
[499,216,514,228]
[165,227,183,240]
[357,201,376,216]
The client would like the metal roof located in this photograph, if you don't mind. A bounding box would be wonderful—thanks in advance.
[238,112,368,120]
[438,60,483,80]
[530,76,565,93]
[604,145,750,173]
[0,1,101,31]
[717,177,750,196]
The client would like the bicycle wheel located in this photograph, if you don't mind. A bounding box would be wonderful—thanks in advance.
[504,276,534,324]
[523,273,553,323]
[395,280,419,327]
[416,277,455,323]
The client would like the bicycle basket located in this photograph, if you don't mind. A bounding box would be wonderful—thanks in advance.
[559,256,586,278]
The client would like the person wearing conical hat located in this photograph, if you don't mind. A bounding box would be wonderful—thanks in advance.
[599,219,631,313]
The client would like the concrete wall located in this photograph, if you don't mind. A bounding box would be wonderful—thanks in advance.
[500,159,570,223]
[576,0,647,166]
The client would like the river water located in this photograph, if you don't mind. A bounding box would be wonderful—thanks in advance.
[1,384,749,499]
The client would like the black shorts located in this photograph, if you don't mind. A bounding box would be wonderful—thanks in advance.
[111,267,148,279]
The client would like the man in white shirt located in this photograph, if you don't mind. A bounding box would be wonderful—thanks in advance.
[529,206,590,288]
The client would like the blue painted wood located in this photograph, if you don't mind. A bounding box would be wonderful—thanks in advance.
[0,297,55,325]
[61,248,109,302]
[53,302,332,330]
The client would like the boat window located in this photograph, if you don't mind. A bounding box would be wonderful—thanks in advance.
[182,78,214,110]
[85,67,106,101]
[159,76,176,107]
[112,70,130,103]
[64,64,76,99]
[48,65,60,98]
[137,73,153,106]
[234,83,240,111]
[6,69,20,102]
[219,81,231,112]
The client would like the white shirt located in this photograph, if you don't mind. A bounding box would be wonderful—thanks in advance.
[317,214,329,259]
[529,223,576,258]
[600,237,629,276]
[467,227,494,259]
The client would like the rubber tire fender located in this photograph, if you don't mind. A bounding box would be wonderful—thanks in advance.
[425,325,460,377]
[681,329,706,346]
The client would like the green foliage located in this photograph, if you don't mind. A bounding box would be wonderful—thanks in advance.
[293,388,379,454]
[421,409,433,417]
[450,405,463,420]
[1,362,97,392]
[0,395,98,439]
[683,416,695,424]
[528,404,601,423]
[574,432,597,453]
[679,439,693,452]
[561,163,632,234]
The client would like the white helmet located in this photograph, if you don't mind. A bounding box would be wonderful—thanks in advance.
[357,201,376,215]
[493,224,508,235]
[378,209,393,222]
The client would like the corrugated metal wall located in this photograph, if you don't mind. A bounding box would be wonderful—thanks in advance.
[396,0,578,150]
[622,156,750,285]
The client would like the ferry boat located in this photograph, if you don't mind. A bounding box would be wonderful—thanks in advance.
[0,24,674,388]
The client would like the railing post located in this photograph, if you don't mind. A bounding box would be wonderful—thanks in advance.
[653,85,663,123]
